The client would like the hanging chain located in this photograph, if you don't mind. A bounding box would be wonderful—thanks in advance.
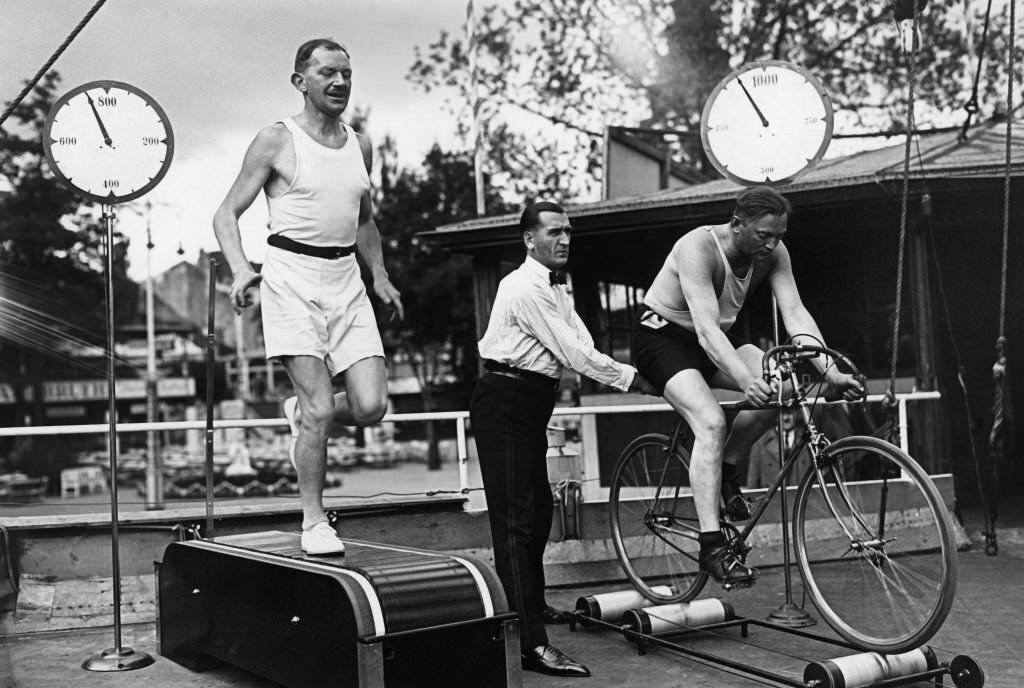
[960,0,995,142]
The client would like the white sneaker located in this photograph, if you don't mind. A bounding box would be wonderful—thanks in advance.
[283,396,299,471]
[301,521,345,556]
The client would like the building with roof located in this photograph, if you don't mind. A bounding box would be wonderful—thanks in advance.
[425,116,1024,505]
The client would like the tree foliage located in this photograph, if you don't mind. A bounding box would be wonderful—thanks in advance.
[409,0,1020,203]
[369,140,512,468]
[0,71,136,423]
[374,139,511,394]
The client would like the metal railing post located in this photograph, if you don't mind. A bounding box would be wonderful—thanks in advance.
[456,414,470,495]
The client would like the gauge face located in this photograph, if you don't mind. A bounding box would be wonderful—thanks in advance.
[43,81,174,204]
[701,61,833,185]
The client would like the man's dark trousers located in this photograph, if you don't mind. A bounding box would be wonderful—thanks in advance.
[470,372,558,652]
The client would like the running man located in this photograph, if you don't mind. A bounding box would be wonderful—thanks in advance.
[213,38,403,555]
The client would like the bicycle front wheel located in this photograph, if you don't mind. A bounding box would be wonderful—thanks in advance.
[793,435,957,653]
[609,433,706,603]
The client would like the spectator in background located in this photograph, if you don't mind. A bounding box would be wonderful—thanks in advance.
[746,408,812,489]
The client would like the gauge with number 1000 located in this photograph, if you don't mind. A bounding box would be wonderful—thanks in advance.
[43,80,174,205]
[700,61,833,185]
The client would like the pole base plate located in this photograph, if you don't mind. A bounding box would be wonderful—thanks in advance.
[82,647,155,672]
[766,602,816,628]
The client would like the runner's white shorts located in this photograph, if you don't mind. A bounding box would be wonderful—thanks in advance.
[260,246,384,376]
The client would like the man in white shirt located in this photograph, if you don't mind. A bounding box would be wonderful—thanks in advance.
[471,201,654,678]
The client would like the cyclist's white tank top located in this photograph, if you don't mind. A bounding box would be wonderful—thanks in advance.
[266,118,369,247]
[643,226,752,331]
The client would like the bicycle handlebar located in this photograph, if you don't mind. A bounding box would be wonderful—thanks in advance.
[761,343,860,379]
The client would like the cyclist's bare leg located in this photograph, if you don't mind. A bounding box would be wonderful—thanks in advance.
[709,344,781,468]
[663,367,759,584]
[661,369,727,534]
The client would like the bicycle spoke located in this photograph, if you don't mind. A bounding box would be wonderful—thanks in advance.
[794,436,956,653]
[611,434,706,603]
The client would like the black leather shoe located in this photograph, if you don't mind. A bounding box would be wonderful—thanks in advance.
[542,605,573,624]
[521,644,591,677]
[699,545,759,586]
[721,477,752,521]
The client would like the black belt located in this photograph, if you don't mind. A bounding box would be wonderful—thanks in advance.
[268,233,355,259]
[483,360,559,389]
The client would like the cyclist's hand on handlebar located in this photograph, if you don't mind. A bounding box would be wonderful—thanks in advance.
[824,372,866,402]
[743,376,776,408]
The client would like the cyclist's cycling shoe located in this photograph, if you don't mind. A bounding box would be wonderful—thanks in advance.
[700,545,759,586]
[721,477,752,521]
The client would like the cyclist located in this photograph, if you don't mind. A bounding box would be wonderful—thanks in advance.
[634,185,863,585]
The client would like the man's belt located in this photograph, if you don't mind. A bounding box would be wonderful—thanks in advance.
[268,233,355,259]
[483,360,559,389]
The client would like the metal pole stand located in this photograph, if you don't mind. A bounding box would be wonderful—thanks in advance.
[766,293,814,628]
[83,204,154,672]
[764,466,815,628]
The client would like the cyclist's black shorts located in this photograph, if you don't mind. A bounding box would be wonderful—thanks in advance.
[634,310,747,394]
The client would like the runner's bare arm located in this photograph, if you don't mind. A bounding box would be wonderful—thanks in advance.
[353,133,404,321]
[213,126,286,311]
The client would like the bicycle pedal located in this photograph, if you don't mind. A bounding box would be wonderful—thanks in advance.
[721,578,756,591]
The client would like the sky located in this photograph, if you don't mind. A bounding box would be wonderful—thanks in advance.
[2,0,492,280]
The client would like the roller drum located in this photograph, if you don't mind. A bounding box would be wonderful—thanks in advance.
[621,598,735,636]
[574,586,673,622]
[803,646,937,688]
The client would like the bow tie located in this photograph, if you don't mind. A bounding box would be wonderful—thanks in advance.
[549,270,567,286]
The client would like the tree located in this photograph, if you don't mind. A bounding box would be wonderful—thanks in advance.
[0,71,136,435]
[409,0,1019,203]
[373,139,512,468]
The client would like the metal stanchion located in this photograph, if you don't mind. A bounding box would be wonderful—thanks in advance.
[765,293,814,628]
[204,257,217,538]
[82,205,155,671]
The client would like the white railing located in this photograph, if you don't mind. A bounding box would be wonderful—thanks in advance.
[0,391,940,500]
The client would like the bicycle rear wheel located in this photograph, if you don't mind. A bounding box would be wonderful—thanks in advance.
[793,435,957,653]
[609,433,706,603]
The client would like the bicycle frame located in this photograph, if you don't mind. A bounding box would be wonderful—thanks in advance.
[611,342,957,652]
[655,361,888,558]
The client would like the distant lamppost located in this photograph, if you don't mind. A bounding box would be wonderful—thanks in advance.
[142,202,162,510]
[125,198,182,511]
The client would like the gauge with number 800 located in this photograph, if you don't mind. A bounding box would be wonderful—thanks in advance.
[43,80,174,204]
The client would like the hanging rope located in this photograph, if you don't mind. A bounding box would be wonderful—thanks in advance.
[886,9,921,419]
[465,0,487,216]
[997,0,1015,344]
[959,0,995,142]
[983,0,1016,557]
[0,0,110,129]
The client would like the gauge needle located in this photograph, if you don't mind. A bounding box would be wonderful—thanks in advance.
[85,92,113,147]
[737,77,770,128]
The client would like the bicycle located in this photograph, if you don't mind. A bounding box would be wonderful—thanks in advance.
[608,343,957,654]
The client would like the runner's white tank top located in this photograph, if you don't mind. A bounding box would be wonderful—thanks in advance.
[643,226,752,331]
[266,118,369,247]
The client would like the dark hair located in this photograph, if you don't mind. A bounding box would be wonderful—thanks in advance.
[294,38,349,73]
[519,201,566,233]
[733,185,792,224]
